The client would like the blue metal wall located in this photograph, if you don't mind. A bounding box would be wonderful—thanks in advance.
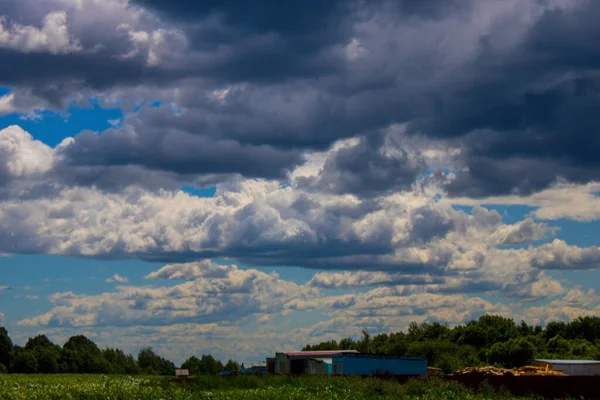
[332,354,427,376]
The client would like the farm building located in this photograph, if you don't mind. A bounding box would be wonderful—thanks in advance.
[534,359,600,376]
[266,357,276,374]
[331,353,428,376]
[240,362,267,375]
[273,350,360,375]
[175,369,190,379]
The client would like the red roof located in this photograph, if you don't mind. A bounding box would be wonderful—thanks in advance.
[282,350,360,357]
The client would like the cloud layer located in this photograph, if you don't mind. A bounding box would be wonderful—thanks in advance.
[1,0,599,197]
[13,259,600,364]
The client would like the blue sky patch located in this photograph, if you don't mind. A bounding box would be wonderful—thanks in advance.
[0,98,123,147]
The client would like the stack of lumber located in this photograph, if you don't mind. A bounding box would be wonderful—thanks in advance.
[449,365,567,377]
[514,365,567,376]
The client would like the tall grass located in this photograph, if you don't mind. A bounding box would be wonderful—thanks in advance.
[0,374,575,399]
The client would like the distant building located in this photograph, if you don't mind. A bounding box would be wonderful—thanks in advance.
[240,361,267,375]
[274,350,360,375]
[175,369,190,379]
[331,353,428,376]
[534,359,600,376]
[266,357,276,375]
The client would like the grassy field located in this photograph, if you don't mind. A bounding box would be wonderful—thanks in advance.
[0,374,559,399]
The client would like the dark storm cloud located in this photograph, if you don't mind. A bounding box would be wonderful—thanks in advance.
[134,0,344,31]
[136,0,350,73]
[0,50,169,105]
[2,0,600,196]
[58,126,302,180]
[406,1,600,196]
[0,0,353,93]
[297,134,425,196]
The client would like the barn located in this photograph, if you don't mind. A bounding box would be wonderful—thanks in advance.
[331,353,428,376]
[534,359,600,376]
[273,350,360,375]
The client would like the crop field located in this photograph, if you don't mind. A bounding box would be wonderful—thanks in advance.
[0,374,568,399]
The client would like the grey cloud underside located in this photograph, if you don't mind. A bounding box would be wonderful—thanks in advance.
[0,124,300,198]
[59,128,303,180]
[296,134,426,196]
[425,2,600,196]
[134,0,461,26]
[1,0,600,196]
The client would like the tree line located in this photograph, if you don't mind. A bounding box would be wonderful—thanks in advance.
[0,328,238,375]
[303,315,600,373]
[2,315,599,375]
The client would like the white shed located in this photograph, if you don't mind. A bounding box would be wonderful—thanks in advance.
[535,359,600,376]
[175,369,190,378]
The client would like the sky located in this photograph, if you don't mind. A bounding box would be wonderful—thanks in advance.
[1,0,600,366]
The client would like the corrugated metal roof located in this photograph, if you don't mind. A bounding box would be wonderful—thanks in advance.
[282,350,360,357]
[332,353,426,361]
[535,359,600,365]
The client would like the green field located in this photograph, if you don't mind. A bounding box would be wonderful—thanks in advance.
[0,374,554,399]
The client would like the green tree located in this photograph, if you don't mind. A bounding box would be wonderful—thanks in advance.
[407,340,440,365]
[199,354,223,375]
[102,348,140,374]
[517,321,534,337]
[302,340,340,351]
[382,332,408,355]
[137,347,175,376]
[361,328,372,353]
[569,339,593,358]
[25,335,57,351]
[408,322,450,342]
[566,316,600,342]
[371,333,389,354]
[60,335,110,373]
[224,359,239,372]
[545,321,567,341]
[547,334,571,357]
[25,335,61,373]
[487,338,534,368]
[435,353,461,374]
[181,356,202,375]
[181,354,223,375]
[35,347,60,373]
[0,327,13,370]
[11,348,38,373]
[339,337,357,350]
[468,315,517,347]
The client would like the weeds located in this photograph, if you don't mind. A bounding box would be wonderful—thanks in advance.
[0,374,574,399]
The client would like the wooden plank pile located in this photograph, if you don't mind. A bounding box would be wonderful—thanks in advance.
[449,365,567,377]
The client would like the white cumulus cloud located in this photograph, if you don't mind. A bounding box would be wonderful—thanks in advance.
[0,11,81,54]
[106,273,128,283]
